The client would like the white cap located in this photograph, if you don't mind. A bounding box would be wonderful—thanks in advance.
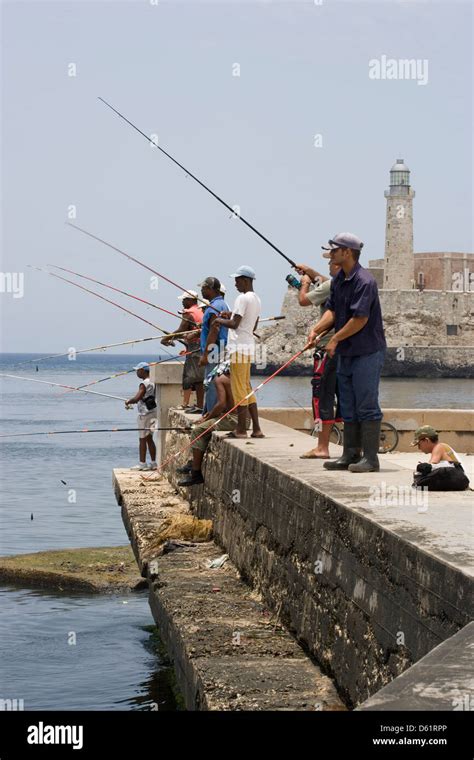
[219,284,226,293]
[177,290,198,301]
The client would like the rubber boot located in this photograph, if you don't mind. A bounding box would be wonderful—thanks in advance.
[348,420,381,472]
[324,422,361,470]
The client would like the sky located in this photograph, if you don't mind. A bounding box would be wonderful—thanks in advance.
[1,0,472,353]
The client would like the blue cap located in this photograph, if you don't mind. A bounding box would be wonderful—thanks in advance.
[133,362,150,371]
[230,265,256,279]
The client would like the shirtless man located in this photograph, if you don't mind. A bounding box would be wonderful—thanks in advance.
[177,363,237,486]
[411,425,461,464]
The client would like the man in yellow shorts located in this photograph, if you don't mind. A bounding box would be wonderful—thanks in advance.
[214,265,264,439]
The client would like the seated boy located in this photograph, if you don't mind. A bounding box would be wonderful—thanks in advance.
[411,425,461,466]
[177,361,237,486]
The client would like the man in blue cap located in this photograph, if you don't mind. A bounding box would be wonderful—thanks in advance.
[125,362,157,470]
[308,233,386,472]
[214,265,264,438]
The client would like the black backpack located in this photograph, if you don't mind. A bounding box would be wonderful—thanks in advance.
[412,462,470,491]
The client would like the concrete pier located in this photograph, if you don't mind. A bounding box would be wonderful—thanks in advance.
[357,622,474,711]
[163,410,473,707]
[113,469,344,711]
[114,407,473,710]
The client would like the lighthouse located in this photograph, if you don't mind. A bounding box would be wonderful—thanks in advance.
[383,159,415,289]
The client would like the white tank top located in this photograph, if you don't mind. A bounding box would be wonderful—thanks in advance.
[137,377,155,416]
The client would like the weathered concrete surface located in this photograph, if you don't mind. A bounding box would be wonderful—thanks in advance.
[0,546,145,593]
[148,543,344,711]
[113,469,212,576]
[164,410,473,707]
[357,622,474,711]
[113,470,345,711]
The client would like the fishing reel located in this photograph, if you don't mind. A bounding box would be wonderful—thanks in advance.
[285,274,302,290]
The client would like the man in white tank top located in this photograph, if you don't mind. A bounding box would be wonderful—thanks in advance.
[125,362,157,470]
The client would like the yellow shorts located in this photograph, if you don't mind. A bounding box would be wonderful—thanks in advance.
[230,353,256,408]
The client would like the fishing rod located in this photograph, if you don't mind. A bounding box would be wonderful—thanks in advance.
[98,97,297,268]
[143,330,328,481]
[61,348,199,394]
[29,265,184,350]
[49,264,200,326]
[0,427,192,439]
[15,335,167,366]
[259,316,286,323]
[0,373,130,402]
[67,223,258,338]
[67,222,221,316]
[142,341,315,482]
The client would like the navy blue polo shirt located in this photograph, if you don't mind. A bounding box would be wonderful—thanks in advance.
[325,263,386,357]
[200,296,229,353]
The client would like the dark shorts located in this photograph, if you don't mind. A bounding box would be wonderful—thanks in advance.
[311,350,339,424]
[182,348,205,390]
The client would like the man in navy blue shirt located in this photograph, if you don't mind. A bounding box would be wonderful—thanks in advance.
[308,233,386,472]
[198,276,229,413]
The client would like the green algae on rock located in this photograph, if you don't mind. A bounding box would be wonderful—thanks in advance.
[0,545,146,593]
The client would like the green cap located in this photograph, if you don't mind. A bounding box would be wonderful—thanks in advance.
[411,425,438,446]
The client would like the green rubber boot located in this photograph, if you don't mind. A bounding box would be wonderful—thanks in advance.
[324,422,361,470]
[348,420,381,472]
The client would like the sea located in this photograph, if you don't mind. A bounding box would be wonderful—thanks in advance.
[0,352,472,710]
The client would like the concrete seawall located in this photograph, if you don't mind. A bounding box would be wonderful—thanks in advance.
[113,469,344,711]
[165,410,473,707]
[258,408,474,453]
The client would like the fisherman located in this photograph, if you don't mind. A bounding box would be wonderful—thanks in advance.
[308,233,386,472]
[197,276,229,414]
[295,259,342,459]
[411,425,470,490]
[125,362,157,471]
[177,361,237,486]
[214,266,264,439]
[161,290,204,413]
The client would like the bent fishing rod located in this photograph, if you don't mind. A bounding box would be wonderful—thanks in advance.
[66,223,260,340]
[142,340,317,482]
[0,427,192,439]
[15,335,166,366]
[18,331,199,369]
[0,373,130,402]
[49,264,198,324]
[29,265,185,351]
[67,222,222,316]
[98,98,297,269]
[61,348,199,394]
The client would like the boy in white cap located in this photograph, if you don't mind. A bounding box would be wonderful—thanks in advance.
[214,265,264,438]
[125,362,157,470]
